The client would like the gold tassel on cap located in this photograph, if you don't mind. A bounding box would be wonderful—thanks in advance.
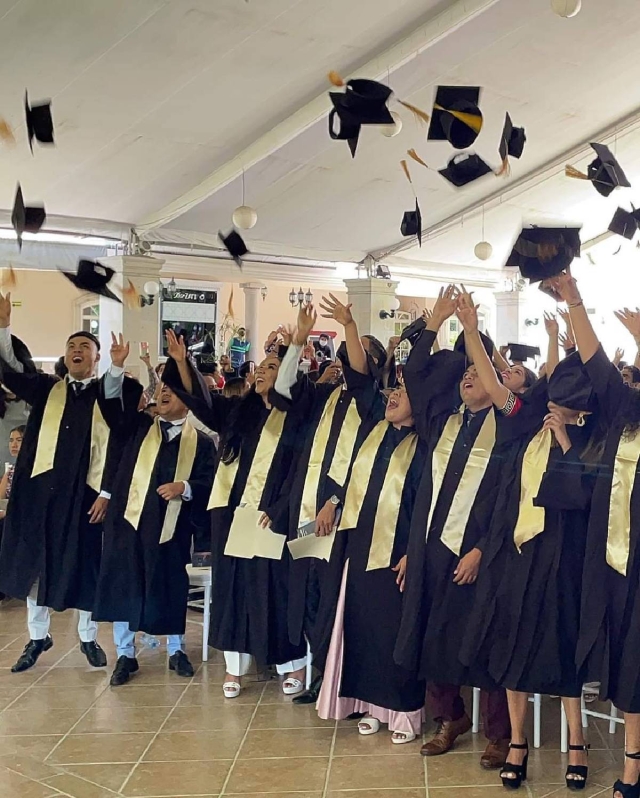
[227,286,235,319]
[400,159,413,185]
[0,119,15,145]
[496,156,511,178]
[565,164,590,180]
[328,71,345,87]
[2,264,17,290]
[398,100,430,125]
[122,279,139,310]
[407,148,430,169]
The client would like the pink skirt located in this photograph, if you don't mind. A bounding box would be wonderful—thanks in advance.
[316,561,424,735]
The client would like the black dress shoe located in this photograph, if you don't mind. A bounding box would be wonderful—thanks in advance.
[11,636,53,672]
[293,674,322,705]
[110,655,139,686]
[80,641,107,668]
[169,650,194,677]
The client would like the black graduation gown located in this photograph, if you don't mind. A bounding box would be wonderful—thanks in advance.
[165,359,307,667]
[460,424,592,697]
[0,372,141,611]
[338,424,427,712]
[281,367,378,654]
[394,328,546,687]
[576,347,640,712]
[93,416,215,635]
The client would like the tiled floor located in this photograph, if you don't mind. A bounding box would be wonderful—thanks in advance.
[0,598,625,798]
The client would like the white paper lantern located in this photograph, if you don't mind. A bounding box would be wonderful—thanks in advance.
[232,205,258,229]
[380,111,403,138]
[551,0,581,18]
[474,241,493,261]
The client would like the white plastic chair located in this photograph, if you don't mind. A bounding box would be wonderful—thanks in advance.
[472,688,542,748]
[186,564,212,662]
[559,687,623,752]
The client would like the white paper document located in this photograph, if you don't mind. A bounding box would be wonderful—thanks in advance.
[224,506,287,560]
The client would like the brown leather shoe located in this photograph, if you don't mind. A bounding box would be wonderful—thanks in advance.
[481,738,510,769]
[420,714,472,756]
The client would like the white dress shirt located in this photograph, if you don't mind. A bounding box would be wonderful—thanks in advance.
[158,416,192,501]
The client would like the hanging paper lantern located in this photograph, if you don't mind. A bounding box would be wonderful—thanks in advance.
[474,241,493,261]
[551,0,581,18]
[232,205,258,230]
[380,111,403,138]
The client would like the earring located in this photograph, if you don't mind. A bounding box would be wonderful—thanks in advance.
[577,412,586,427]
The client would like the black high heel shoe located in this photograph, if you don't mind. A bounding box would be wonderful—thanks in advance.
[613,752,640,798]
[566,744,589,791]
[500,741,529,790]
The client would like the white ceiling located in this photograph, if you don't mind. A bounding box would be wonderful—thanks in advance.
[3,0,640,275]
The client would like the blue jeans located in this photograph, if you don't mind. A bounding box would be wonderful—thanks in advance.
[113,622,185,658]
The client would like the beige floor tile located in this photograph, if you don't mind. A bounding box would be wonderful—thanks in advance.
[0,633,22,650]
[63,763,135,792]
[0,707,86,735]
[178,680,264,707]
[327,792,425,798]
[0,765,58,798]
[0,668,43,687]
[250,704,335,730]
[42,772,116,798]
[426,752,508,787]
[328,754,425,791]
[46,732,155,765]
[36,669,110,688]
[332,726,422,756]
[239,727,334,759]
[11,685,106,711]
[143,729,245,762]
[191,662,229,684]
[73,705,172,734]
[259,679,302,705]
[162,704,254,733]
[224,756,329,794]
[226,794,321,798]
[0,734,64,760]
[123,759,232,796]
[0,753,62,781]
[95,684,187,708]
[0,686,26,709]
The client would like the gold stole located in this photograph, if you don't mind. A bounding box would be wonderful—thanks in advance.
[32,379,110,492]
[207,408,287,510]
[124,418,198,544]
[427,408,497,556]
[339,421,388,531]
[606,431,640,576]
[513,429,553,551]
[298,387,360,526]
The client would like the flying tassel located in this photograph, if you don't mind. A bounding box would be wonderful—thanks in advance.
[328,70,345,87]
[0,119,15,145]
[407,148,430,169]
[2,263,17,290]
[122,279,140,310]
[398,100,430,125]
[433,104,482,133]
[495,156,511,178]
[400,159,413,184]
[565,164,590,180]
[227,286,235,319]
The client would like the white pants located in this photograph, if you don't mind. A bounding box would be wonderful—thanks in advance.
[224,651,308,678]
[27,583,98,643]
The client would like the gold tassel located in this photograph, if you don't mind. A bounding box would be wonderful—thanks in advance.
[328,70,345,87]
[565,164,590,180]
[495,155,511,178]
[398,100,430,125]
[227,286,235,319]
[407,148,430,169]
[433,104,482,134]
[400,159,412,184]
[3,264,17,290]
[122,279,139,310]
[537,243,559,263]
[0,119,15,145]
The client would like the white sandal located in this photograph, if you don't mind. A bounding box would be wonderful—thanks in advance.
[282,677,304,696]
[223,681,241,699]
[358,717,380,736]
[392,731,417,745]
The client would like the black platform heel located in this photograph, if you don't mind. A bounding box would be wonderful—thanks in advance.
[566,744,589,791]
[613,752,640,798]
[500,741,529,790]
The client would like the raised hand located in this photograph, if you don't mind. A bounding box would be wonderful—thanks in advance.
[614,308,640,342]
[280,325,294,347]
[110,332,130,368]
[166,329,187,362]
[559,331,576,352]
[455,287,479,333]
[293,303,317,345]
[558,307,572,329]
[319,294,354,327]
[430,284,459,328]
[614,347,625,366]
[543,311,559,337]
[0,291,12,329]
[548,268,581,306]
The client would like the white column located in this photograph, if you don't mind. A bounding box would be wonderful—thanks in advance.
[343,278,399,344]
[97,256,165,378]
[494,290,528,348]
[240,282,262,362]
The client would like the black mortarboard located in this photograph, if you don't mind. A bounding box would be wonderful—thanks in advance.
[508,343,540,363]
[400,200,422,246]
[548,352,597,412]
[566,142,631,198]
[218,229,248,268]
[454,330,494,360]
[608,206,640,240]
[328,109,360,158]
[499,113,526,161]
[11,184,45,250]
[24,91,54,152]
[427,86,483,149]
[505,226,582,282]
[438,152,493,187]
[328,77,393,158]
[61,260,121,302]
[399,317,426,346]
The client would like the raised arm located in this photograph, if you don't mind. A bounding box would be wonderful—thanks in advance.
[549,269,599,363]
[166,329,193,394]
[319,293,367,375]
[543,311,560,379]
[274,304,317,399]
[0,292,25,373]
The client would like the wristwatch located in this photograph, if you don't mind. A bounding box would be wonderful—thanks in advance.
[329,495,341,506]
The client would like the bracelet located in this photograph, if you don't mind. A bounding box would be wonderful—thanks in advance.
[568,300,583,309]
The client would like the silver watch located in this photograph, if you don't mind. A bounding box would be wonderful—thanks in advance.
[329,494,341,506]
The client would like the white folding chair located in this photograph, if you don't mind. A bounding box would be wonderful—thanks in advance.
[472,688,542,748]
[560,686,623,752]
[186,564,212,662]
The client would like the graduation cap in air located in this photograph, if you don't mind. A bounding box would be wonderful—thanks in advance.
[25,91,54,153]
[498,112,526,174]
[328,75,394,158]
[218,229,248,268]
[400,200,422,246]
[608,206,640,240]
[506,226,582,283]
[508,343,540,363]
[566,143,630,198]
[427,86,483,150]
[11,184,46,250]
[439,152,493,188]
[61,259,121,302]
